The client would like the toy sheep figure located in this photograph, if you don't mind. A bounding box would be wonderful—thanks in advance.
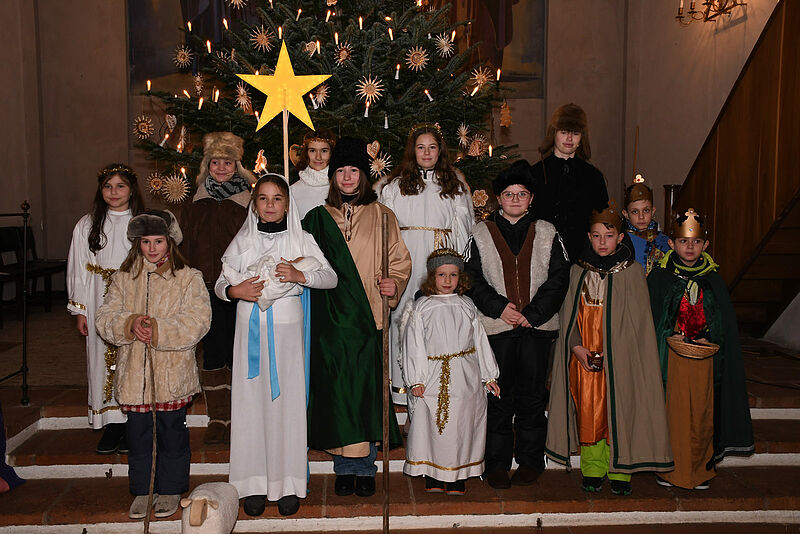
[181,482,239,534]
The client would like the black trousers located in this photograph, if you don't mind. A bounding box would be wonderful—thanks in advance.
[127,407,190,496]
[484,331,553,474]
[201,289,237,371]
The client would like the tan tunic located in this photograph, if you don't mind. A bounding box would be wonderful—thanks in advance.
[324,202,412,330]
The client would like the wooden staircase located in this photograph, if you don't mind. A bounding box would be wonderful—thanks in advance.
[674,0,800,336]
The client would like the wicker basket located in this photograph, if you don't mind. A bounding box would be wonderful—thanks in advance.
[666,336,719,360]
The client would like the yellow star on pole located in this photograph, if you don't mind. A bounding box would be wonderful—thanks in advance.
[237,41,330,131]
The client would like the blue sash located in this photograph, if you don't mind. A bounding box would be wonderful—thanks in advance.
[247,302,280,401]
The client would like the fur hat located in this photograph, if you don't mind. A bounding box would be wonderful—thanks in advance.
[539,103,592,160]
[492,160,534,195]
[426,248,465,273]
[197,131,257,186]
[328,136,371,179]
[127,210,183,245]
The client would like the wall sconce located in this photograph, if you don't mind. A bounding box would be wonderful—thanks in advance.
[676,0,746,26]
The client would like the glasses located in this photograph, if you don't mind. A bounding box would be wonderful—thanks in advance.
[500,191,530,201]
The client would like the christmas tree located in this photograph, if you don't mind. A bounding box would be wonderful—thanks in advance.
[136,0,516,203]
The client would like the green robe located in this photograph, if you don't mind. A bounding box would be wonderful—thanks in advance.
[647,251,754,463]
[302,206,401,451]
[546,260,674,474]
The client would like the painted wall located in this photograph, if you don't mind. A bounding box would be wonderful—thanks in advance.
[623,0,779,225]
[0,0,129,260]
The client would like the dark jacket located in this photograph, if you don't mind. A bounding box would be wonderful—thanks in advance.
[530,154,609,263]
[465,211,570,337]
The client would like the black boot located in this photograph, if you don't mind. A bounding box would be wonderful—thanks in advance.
[96,423,125,454]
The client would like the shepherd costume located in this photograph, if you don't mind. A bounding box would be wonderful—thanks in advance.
[464,161,570,482]
[380,163,474,405]
[216,176,337,504]
[545,229,673,480]
[179,131,257,444]
[301,137,412,471]
[647,209,754,489]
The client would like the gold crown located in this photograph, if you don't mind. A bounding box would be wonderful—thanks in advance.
[98,164,136,181]
[671,208,707,239]
[590,202,622,231]
[409,122,442,138]
[625,173,653,206]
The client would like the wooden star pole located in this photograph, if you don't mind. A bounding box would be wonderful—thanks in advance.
[237,41,330,180]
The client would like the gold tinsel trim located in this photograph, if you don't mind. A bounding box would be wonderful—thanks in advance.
[103,343,119,404]
[427,346,476,434]
[86,263,116,296]
[68,299,86,311]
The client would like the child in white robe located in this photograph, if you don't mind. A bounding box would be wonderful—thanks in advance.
[67,163,144,453]
[402,248,500,495]
[215,174,337,517]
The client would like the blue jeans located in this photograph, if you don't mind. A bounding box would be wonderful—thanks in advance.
[332,443,377,477]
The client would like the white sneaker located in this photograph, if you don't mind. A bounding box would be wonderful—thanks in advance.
[129,494,156,520]
[656,476,673,488]
[153,494,181,518]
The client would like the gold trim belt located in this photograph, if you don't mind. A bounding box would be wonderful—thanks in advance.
[86,263,117,296]
[400,226,452,250]
[428,346,476,434]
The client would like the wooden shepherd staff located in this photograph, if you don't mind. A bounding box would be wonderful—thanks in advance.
[381,212,390,534]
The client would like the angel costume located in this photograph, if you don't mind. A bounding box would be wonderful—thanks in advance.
[402,294,499,482]
[215,182,337,502]
[67,209,131,428]
[380,170,474,404]
[291,166,329,219]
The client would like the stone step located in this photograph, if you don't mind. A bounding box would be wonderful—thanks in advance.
[0,468,798,532]
[7,418,800,474]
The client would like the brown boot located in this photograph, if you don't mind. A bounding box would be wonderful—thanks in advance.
[202,367,231,444]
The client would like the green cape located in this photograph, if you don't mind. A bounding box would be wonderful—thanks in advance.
[647,253,754,463]
[302,206,401,450]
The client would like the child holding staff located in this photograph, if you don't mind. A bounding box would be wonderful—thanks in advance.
[402,248,499,495]
[96,210,211,519]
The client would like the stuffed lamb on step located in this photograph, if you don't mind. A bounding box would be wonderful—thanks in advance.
[180,482,239,534]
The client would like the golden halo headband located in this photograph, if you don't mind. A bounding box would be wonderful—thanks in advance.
[98,165,137,181]
[409,122,443,138]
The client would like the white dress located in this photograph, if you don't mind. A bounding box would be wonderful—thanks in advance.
[66,209,131,428]
[216,205,337,501]
[291,166,329,220]
[401,293,499,482]
[379,170,474,404]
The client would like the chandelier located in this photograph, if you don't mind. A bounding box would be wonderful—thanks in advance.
[676,0,746,26]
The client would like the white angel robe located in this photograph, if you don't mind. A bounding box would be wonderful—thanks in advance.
[401,293,499,482]
[380,170,474,404]
[66,209,131,428]
[216,191,337,502]
[291,166,329,219]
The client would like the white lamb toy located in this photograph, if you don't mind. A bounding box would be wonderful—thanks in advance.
[180,482,239,534]
[223,254,323,311]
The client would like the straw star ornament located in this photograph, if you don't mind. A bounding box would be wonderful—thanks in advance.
[237,41,330,130]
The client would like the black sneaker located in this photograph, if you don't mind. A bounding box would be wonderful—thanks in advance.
[445,480,466,496]
[694,480,711,490]
[424,476,445,493]
[277,495,300,516]
[656,476,673,488]
[355,476,376,497]
[96,423,125,454]
[582,476,603,493]
[243,495,266,516]
[334,474,356,496]
[610,479,632,496]
[117,432,128,455]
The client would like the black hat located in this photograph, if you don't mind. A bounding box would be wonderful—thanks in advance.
[328,136,371,179]
[492,160,534,195]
